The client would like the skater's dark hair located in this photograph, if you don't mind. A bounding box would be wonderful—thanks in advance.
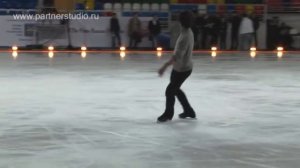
[179,11,193,29]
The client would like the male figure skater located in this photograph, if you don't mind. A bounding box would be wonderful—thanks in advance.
[157,11,196,122]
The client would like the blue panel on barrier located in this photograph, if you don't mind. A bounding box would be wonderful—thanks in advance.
[227,4,235,12]
[207,5,217,14]
[28,11,36,15]
[0,1,8,9]
[122,12,168,18]
[159,18,168,21]
[24,3,36,9]
[8,11,23,15]
[94,2,104,10]
[0,0,37,9]
[169,4,198,12]
[0,11,7,15]
[76,3,85,10]
[157,33,170,49]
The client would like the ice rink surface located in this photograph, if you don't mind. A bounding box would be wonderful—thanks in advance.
[0,51,300,168]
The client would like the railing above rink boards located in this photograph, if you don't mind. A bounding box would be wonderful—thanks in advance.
[0,9,36,15]
[0,9,171,17]
[0,9,124,15]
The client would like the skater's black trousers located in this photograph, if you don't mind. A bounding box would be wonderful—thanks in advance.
[164,69,192,116]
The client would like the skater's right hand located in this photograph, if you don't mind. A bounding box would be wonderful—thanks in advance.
[158,67,166,77]
[158,57,175,77]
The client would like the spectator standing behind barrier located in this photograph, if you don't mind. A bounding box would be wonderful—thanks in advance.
[219,16,227,50]
[148,15,161,48]
[202,15,214,49]
[230,12,241,50]
[192,11,200,49]
[110,13,121,48]
[211,15,221,47]
[238,14,254,50]
[279,22,293,50]
[267,17,280,50]
[195,14,205,49]
[251,14,261,47]
[128,13,142,49]
[201,14,209,49]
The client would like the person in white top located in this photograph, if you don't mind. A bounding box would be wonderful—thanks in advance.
[157,11,196,122]
[239,14,254,50]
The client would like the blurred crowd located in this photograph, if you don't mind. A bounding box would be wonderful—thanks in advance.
[190,12,261,50]
[109,11,297,50]
[110,12,262,50]
[110,12,161,49]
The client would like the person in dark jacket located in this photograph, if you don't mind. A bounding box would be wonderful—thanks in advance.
[195,13,205,49]
[267,17,280,50]
[202,15,214,49]
[211,15,221,47]
[230,13,241,50]
[191,11,200,49]
[148,15,161,48]
[279,22,293,49]
[110,13,121,48]
[201,14,209,49]
[219,16,228,50]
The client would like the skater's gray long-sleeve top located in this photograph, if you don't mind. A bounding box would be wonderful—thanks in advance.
[173,28,194,72]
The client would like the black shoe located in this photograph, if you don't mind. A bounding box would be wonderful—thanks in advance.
[179,109,196,119]
[157,113,173,122]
